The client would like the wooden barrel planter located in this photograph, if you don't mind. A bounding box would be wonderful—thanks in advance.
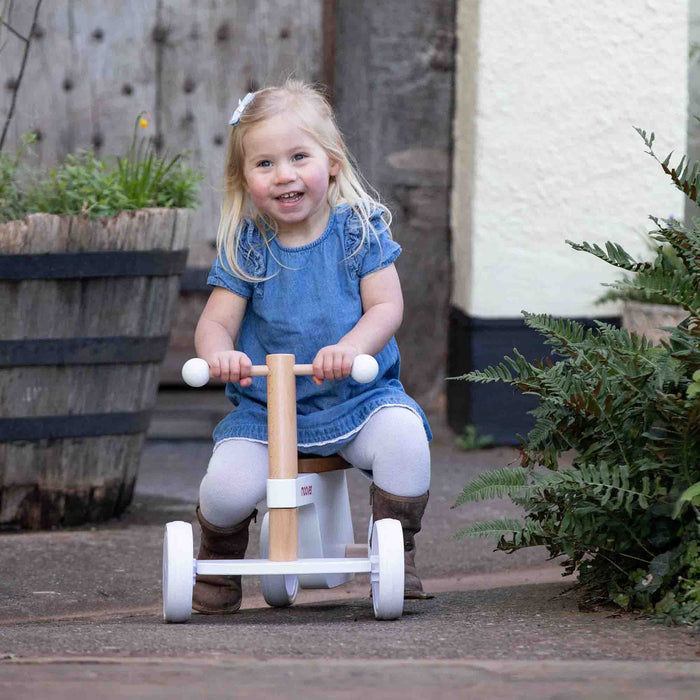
[0,208,191,529]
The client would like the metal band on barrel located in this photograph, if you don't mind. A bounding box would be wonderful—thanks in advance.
[0,412,152,441]
[0,250,188,280]
[0,336,170,366]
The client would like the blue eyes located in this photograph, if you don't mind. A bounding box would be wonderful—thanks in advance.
[256,154,306,168]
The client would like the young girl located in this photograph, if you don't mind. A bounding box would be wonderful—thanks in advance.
[193,80,432,614]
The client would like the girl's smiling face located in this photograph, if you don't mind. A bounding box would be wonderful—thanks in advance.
[242,113,340,243]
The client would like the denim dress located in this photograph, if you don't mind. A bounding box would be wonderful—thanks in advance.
[207,203,432,456]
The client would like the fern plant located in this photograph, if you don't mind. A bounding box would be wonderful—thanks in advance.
[453,129,700,627]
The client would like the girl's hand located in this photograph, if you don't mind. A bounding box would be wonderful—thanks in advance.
[208,351,253,386]
[311,344,359,386]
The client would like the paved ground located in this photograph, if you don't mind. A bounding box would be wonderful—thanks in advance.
[1,398,698,698]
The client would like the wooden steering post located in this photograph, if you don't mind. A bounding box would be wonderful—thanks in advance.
[260,354,315,562]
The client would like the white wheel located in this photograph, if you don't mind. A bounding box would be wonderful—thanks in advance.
[259,512,298,607]
[162,521,194,623]
[370,518,404,620]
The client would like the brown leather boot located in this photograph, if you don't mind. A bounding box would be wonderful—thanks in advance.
[192,506,257,614]
[370,483,433,600]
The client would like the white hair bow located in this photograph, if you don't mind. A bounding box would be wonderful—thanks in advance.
[229,92,255,126]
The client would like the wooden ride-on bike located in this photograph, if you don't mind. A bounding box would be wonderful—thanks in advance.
[162,353,405,622]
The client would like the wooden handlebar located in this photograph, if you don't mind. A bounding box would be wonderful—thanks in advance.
[183,355,377,387]
[249,364,314,378]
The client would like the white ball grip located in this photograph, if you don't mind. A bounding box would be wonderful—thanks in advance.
[350,354,379,383]
[181,358,210,387]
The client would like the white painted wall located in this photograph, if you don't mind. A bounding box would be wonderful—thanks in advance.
[452,0,688,318]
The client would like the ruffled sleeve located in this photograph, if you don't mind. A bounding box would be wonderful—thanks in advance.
[342,205,402,280]
[207,220,266,298]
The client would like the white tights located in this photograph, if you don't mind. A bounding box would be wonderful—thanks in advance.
[198,406,431,527]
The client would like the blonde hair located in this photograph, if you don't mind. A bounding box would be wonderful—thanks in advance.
[216,79,392,282]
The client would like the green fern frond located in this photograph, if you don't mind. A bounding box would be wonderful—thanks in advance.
[548,463,655,515]
[636,126,700,204]
[528,415,564,448]
[566,239,652,273]
[522,312,586,352]
[540,366,591,399]
[605,268,699,315]
[649,217,700,276]
[455,518,525,540]
[453,467,531,507]
[665,324,700,360]
[451,352,543,388]
[582,323,668,383]
[504,348,541,381]
[457,519,549,549]
[449,364,515,384]
[659,150,700,203]
[590,320,652,354]
[635,126,656,152]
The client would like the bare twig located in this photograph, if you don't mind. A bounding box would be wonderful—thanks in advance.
[0,0,17,53]
[1,17,28,43]
[0,0,42,152]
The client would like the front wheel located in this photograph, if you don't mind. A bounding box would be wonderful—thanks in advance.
[370,518,404,620]
[259,512,299,607]
[162,521,194,623]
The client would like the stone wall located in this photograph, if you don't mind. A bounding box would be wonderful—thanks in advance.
[333,0,456,408]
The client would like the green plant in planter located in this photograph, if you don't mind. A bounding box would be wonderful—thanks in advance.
[114,114,199,210]
[0,114,202,222]
[451,129,700,627]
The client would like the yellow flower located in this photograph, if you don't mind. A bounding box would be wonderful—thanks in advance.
[140,118,148,128]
